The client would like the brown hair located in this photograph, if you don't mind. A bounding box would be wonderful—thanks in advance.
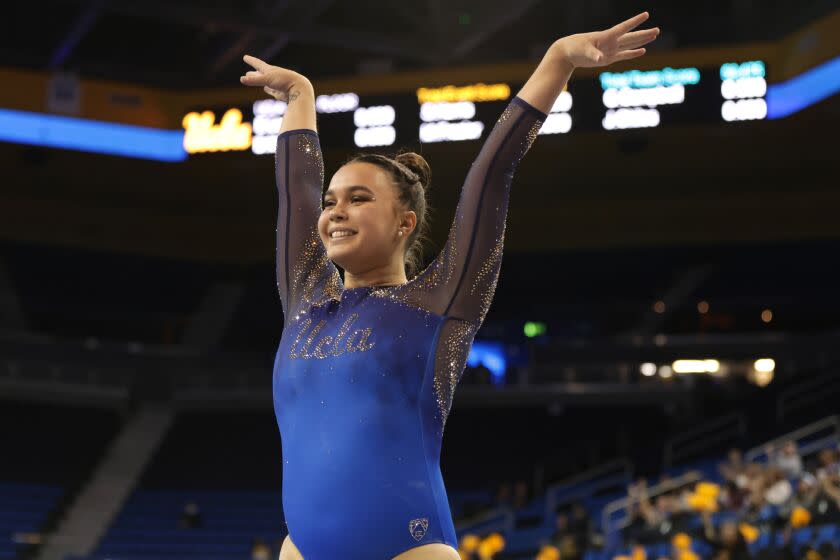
[344,151,433,279]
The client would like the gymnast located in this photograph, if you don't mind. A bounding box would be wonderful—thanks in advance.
[240,11,659,560]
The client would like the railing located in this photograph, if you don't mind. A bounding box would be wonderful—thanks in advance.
[777,370,840,423]
[745,415,840,463]
[544,457,633,518]
[0,358,130,407]
[663,412,746,467]
[455,506,515,537]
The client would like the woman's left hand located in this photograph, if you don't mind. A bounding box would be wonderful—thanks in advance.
[554,11,659,69]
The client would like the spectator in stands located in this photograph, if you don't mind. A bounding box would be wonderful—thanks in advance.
[564,502,597,558]
[251,537,271,560]
[720,448,747,486]
[766,441,803,479]
[720,479,749,511]
[178,500,202,528]
[700,510,752,560]
[811,469,840,524]
[495,481,512,508]
[790,473,820,512]
[569,502,593,551]
[741,463,765,492]
[670,486,699,534]
[625,479,672,544]
[550,512,581,560]
[764,467,793,507]
[514,480,529,508]
[815,448,840,481]
[741,467,772,525]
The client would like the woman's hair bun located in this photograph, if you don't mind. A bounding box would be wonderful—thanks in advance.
[394,151,431,189]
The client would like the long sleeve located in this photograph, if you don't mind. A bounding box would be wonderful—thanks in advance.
[275,129,341,322]
[409,96,546,328]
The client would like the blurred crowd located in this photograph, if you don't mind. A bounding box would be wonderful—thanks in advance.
[457,442,840,560]
[621,443,840,560]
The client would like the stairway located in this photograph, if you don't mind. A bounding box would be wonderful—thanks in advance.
[36,403,175,560]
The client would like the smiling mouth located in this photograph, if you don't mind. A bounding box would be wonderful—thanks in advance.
[329,232,357,241]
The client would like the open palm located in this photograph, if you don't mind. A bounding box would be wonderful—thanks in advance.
[558,12,659,68]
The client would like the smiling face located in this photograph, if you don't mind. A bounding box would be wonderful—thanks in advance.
[318,161,415,275]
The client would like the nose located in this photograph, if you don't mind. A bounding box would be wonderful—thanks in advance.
[326,201,347,218]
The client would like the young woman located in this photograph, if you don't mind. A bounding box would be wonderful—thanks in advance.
[240,12,659,560]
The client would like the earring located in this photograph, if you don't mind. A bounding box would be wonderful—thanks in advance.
[398,230,404,236]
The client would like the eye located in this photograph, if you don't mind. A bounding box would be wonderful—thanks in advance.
[322,196,369,209]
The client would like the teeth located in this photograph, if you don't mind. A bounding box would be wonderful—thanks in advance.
[330,231,356,238]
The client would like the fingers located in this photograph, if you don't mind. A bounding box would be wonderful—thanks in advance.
[611,11,650,36]
[240,70,264,86]
[618,27,659,50]
[612,48,646,63]
[243,54,268,71]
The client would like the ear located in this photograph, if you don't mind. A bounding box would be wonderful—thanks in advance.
[401,210,417,235]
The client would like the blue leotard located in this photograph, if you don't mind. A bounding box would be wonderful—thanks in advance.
[272,96,546,559]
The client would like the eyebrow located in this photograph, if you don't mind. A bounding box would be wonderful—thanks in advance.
[323,185,375,198]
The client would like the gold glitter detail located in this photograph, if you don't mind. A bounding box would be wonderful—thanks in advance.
[289,312,376,360]
[432,319,476,433]
[299,134,324,182]
[312,335,334,359]
[469,238,504,327]
[469,239,502,296]
[497,103,515,125]
[298,319,326,359]
[289,229,325,307]
[522,119,542,158]
[323,271,342,300]
[383,213,460,313]
[288,317,312,359]
[278,132,341,320]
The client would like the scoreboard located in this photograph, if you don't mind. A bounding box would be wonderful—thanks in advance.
[182,61,767,156]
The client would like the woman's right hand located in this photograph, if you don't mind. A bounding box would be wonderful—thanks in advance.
[240,54,312,101]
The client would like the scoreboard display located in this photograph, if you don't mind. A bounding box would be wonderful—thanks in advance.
[182,61,767,156]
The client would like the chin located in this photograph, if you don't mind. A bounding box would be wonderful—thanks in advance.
[326,246,354,269]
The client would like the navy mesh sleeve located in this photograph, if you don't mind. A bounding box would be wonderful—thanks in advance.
[407,96,546,328]
[275,129,341,322]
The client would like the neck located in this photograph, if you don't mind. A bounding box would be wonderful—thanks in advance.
[343,267,407,289]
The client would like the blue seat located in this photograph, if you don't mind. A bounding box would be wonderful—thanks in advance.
[792,527,814,546]
[815,524,838,544]
[754,532,771,549]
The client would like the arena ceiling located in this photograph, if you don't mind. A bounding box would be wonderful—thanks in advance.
[3,0,837,89]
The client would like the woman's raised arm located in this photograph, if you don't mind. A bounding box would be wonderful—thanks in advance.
[408,12,659,328]
[240,55,339,321]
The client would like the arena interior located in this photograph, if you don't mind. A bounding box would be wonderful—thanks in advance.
[1,1,839,560]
